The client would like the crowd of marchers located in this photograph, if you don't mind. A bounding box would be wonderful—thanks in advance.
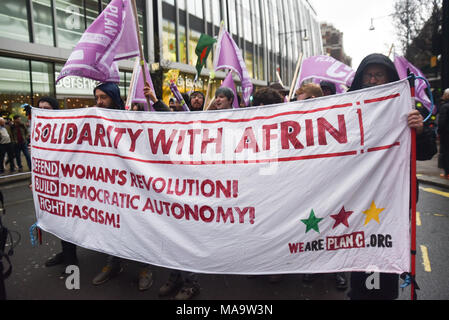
[29,53,443,300]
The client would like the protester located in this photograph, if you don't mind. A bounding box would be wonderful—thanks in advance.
[252,87,283,107]
[320,81,337,96]
[37,96,59,110]
[91,83,156,291]
[35,97,80,273]
[347,53,436,300]
[438,88,449,179]
[214,87,234,110]
[0,118,15,174]
[9,115,31,172]
[295,83,324,101]
[296,84,348,290]
[189,91,205,111]
[248,86,286,283]
[169,98,176,111]
[155,88,202,300]
[269,82,289,101]
[171,93,190,112]
[143,82,171,112]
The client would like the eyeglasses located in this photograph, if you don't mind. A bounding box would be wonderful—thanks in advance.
[363,72,386,81]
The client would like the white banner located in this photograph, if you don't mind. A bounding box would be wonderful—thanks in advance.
[32,80,412,275]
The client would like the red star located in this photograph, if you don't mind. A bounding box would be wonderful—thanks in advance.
[331,206,353,229]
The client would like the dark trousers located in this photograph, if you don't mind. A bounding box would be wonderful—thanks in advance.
[61,240,77,263]
[0,143,15,172]
[14,142,31,170]
[349,272,399,300]
[0,260,5,300]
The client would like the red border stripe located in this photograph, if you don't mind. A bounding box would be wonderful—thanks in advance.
[32,145,358,165]
[367,142,400,152]
[364,93,400,104]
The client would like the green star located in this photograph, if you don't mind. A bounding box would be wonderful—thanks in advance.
[301,210,324,234]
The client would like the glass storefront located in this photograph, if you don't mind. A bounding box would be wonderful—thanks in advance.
[33,0,55,46]
[0,56,31,120]
[0,0,30,42]
[1,0,147,52]
[0,55,135,118]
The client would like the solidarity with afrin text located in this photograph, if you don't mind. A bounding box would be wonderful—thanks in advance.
[31,113,349,158]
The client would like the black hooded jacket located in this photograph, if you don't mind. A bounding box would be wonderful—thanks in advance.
[349,53,400,92]
[348,53,436,301]
[94,83,125,110]
[348,53,436,161]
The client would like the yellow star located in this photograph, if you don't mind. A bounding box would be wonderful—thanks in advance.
[363,201,385,226]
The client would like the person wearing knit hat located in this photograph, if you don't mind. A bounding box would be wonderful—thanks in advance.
[94,82,125,110]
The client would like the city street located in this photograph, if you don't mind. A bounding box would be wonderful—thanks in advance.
[1,178,448,301]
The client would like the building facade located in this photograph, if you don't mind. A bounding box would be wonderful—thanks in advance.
[0,0,322,117]
[320,23,352,67]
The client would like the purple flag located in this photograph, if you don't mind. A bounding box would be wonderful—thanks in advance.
[394,55,435,114]
[295,55,355,94]
[220,72,239,109]
[56,0,139,83]
[128,59,155,111]
[214,29,253,106]
[170,81,190,112]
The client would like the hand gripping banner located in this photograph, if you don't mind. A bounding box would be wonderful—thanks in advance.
[31,80,412,275]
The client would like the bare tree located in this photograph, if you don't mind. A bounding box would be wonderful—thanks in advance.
[393,0,437,57]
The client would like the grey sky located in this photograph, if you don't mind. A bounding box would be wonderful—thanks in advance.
[308,0,399,68]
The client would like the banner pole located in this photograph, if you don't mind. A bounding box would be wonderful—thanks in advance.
[288,52,303,101]
[130,0,152,110]
[125,57,139,110]
[388,43,395,58]
[205,22,225,110]
[204,72,214,111]
[408,71,417,300]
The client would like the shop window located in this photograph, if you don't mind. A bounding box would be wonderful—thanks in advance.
[55,0,85,49]
[85,0,100,28]
[31,61,55,103]
[179,25,187,64]
[0,56,32,119]
[32,0,55,46]
[162,19,177,63]
[188,29,201,66]
[55,63,97,109]
[0,0,30,42]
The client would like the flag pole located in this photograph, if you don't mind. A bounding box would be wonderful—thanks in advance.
[288,52,303,101]
[125,57,139,110]
[408,70,418,300]
[130,0,152,110]
[204,72,215,111]
[205,21,225,110]
[388,44,395,58]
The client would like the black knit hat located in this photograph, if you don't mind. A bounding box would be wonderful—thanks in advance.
[94,82,125,110]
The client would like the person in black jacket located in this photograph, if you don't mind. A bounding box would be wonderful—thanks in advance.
[40,97,79,272]
[347,53,437,300]
[91,83,165,291]
[438,89,449,178]
[143,82,171,112]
